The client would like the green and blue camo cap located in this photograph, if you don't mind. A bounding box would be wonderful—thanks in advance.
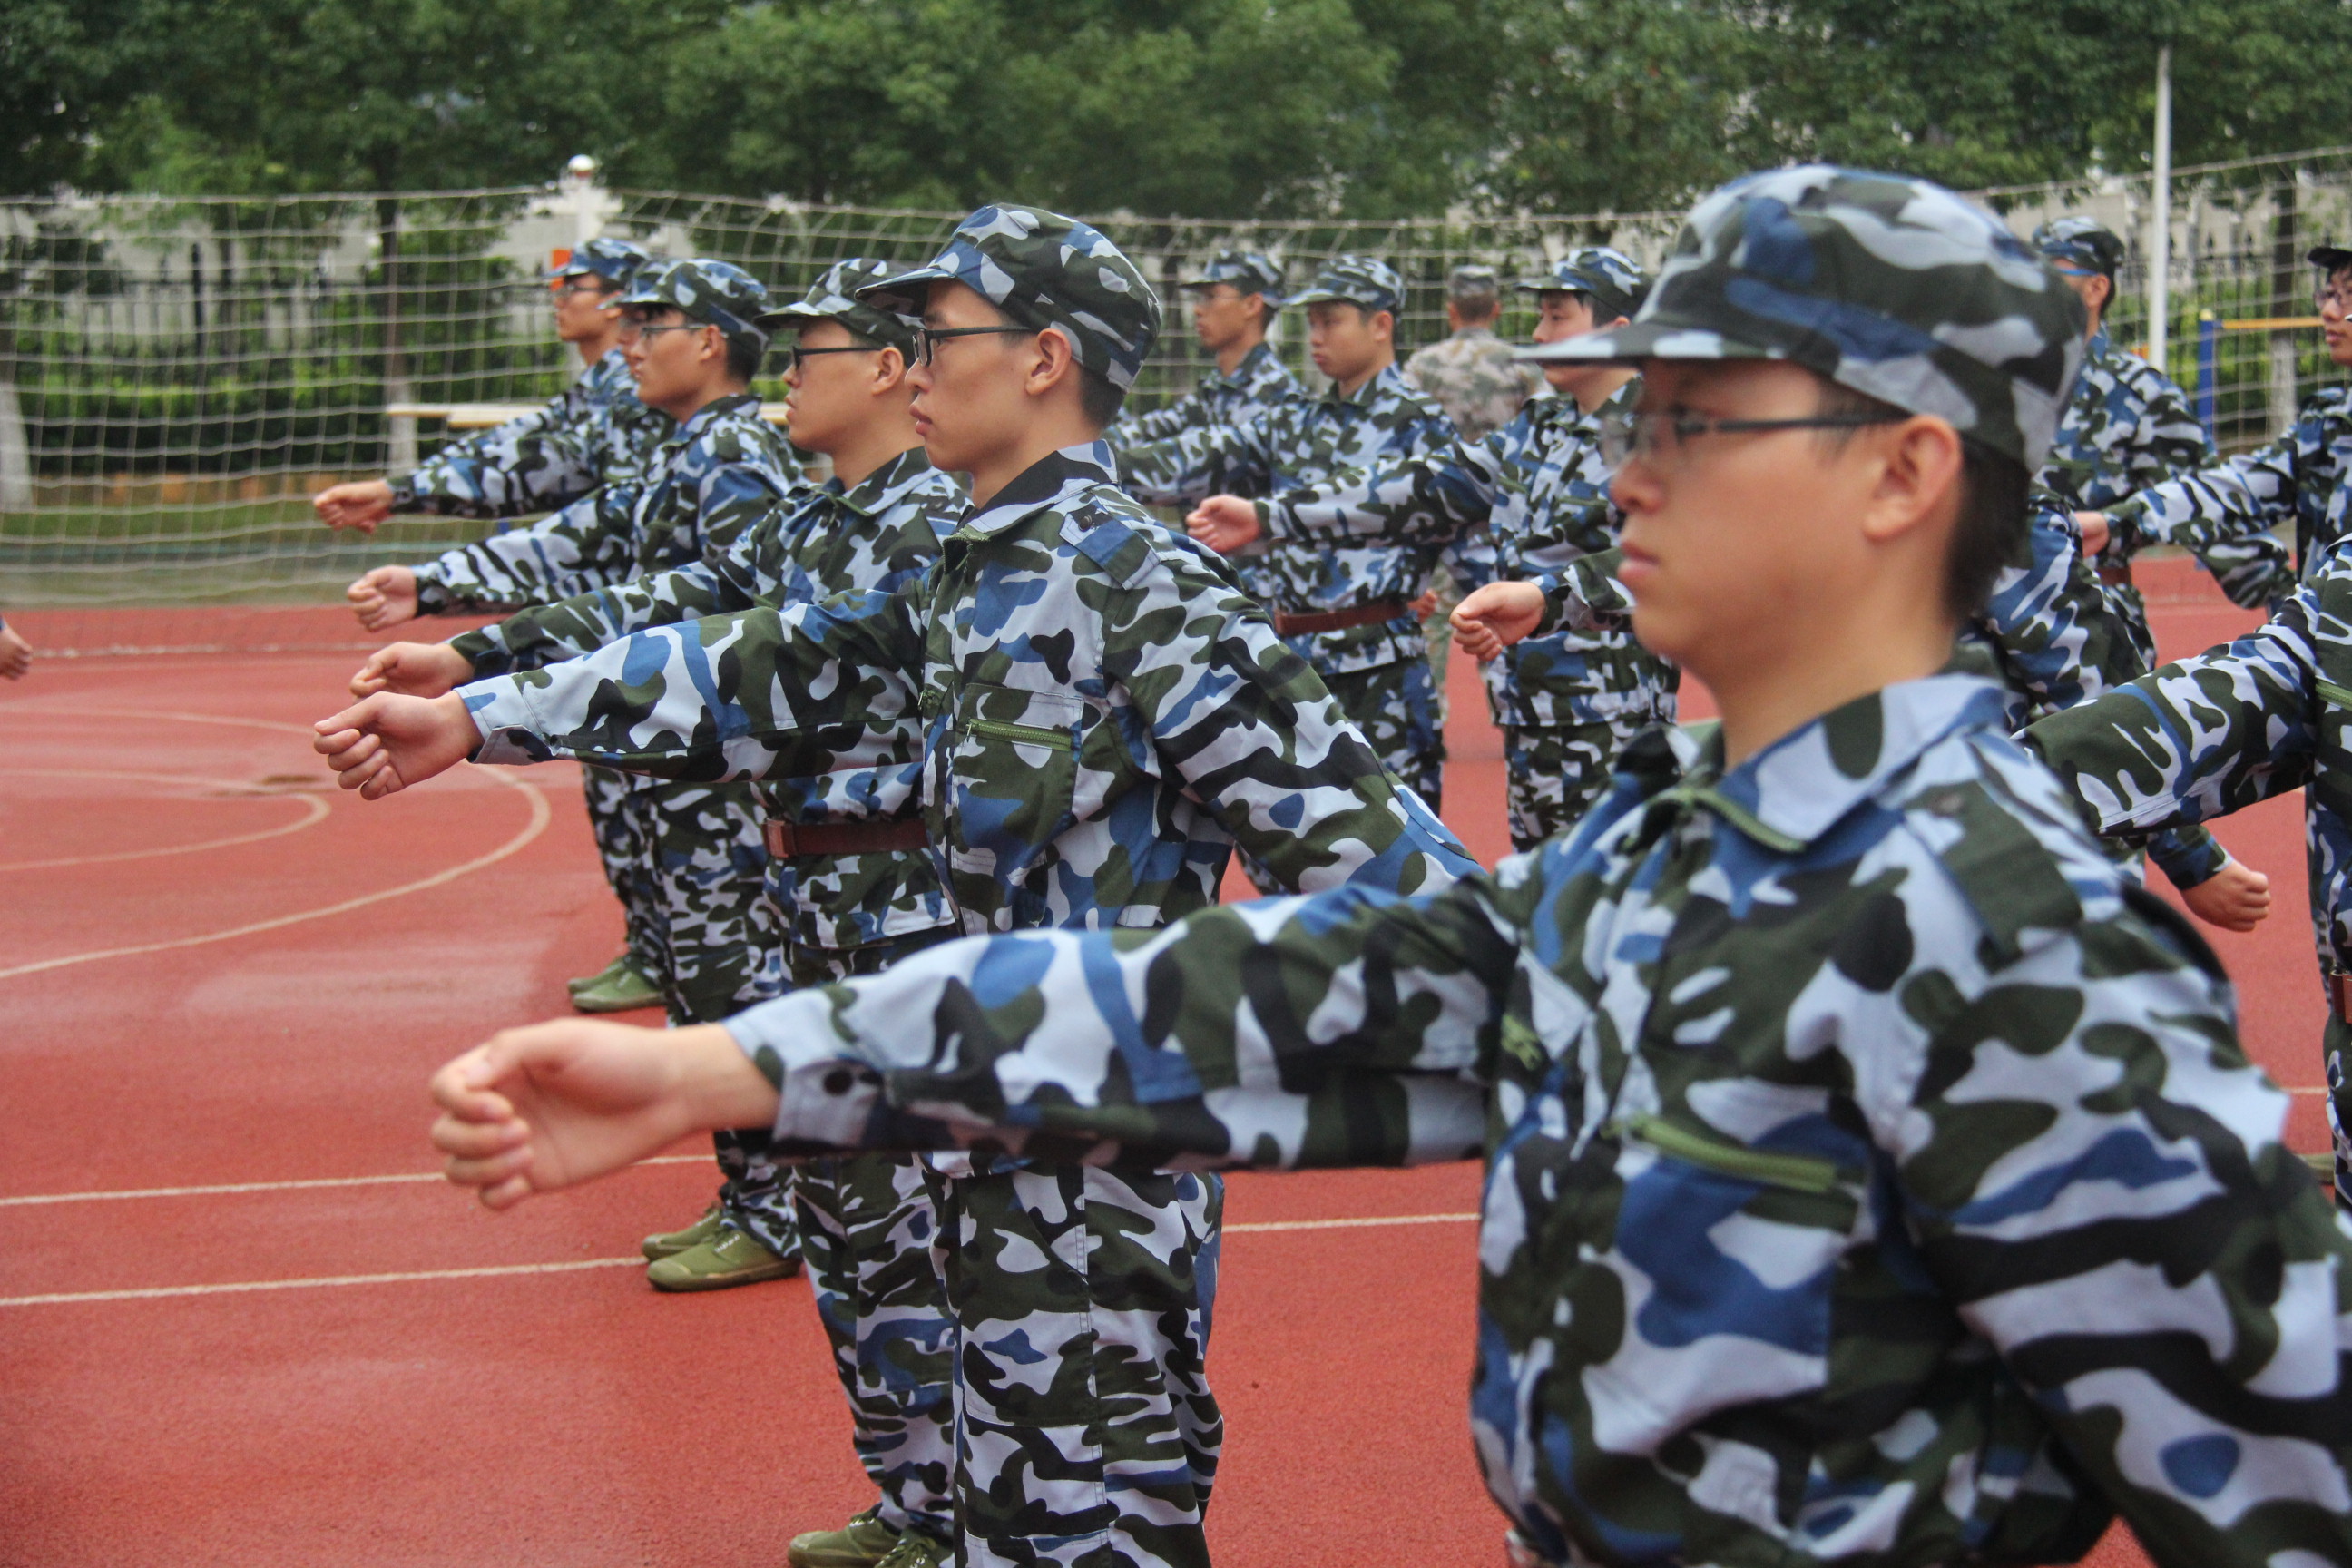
[856,206,1161,390]
[555,235,654,289]
[2032,217,2126,279]
[1288,255,1402,315]
[1446,263,1502,301]
[1524,165,2086,470]
[760,258,916,354]
[1518,248,1650,323]
[616,258,773,355]
[1183,250,1286,302]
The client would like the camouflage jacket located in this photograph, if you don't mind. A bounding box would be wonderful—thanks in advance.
[2043,330,2288,612]
[2024,542,2352,968]
[1115,364,1457,677]
[410,393,802,614]
[390,348,671,520]
[448,446,964,951]
[2112,384,2352,603]
[1403,326,1544,442]
[1108,340,1299,451]
[1263,379,1676,730]
[727,671,2350,1568]
[459,442,1476,936]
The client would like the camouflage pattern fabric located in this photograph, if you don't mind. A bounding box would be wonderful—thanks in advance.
[448,446,964,954]
[2022,544,2352,1202]
[1324,655,1444,808]
[1405,328,1544,443]
[726,671,2352,1568]
[1528,165,2085,474]
[1181,249,1285,300]
[389,346,671,520]
[2043,329,2289,611]
[1500,717,1655,852]
[1517,249,1650,324]
[858,206,1161,391]
[759,256,919,353]
[1114,363,1458,789]
[411,392,803,614]
[615,256,774,357]
[580,762,662,973]
[932,1163,1220,1568]
[2111,385,2352,602]
[1286,254,1403,315]
[459,440,1476,935]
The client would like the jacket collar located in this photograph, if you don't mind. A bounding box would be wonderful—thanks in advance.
[832,445,944,517]
[1322,360,1412,410]
[960,440,1119,536]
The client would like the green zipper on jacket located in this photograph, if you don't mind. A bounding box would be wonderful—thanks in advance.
[2317,680,2352,710]
[966,717,1075,752]
[1618,1113,1848,1194]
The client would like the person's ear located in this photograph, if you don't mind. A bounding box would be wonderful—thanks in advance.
[870,344,907,395]
[1861,416,1965,545]
[701,324,724,365]
[1373,309,1395,341]
[2089,274,2113,317]
[1024,328,1077,398]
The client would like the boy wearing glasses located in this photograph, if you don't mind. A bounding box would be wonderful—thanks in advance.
[1184,249,1678,851]
[424,167,2352,1568]
[317,206,1475,1568]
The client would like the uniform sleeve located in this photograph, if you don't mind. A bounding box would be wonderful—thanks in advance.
[2021,571,2340,837]
[2113,419,2308,559]
[1981,505,2147,715]
[451,555,747,677]
[390,399,602,521]
[720,874,1524,1169]
[1531,547,1635,635]
[410,485,642,613]
[1107,394,1203,450]
[1093,533,1481,892]
[1890,897,2352,1568]
[1266,430,1507,549]
[1116,413,1275,507]
[460,583,928,783]
[2145,824,2231,891]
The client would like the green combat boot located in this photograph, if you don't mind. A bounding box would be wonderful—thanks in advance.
[566,951,633,998]
[641,1202,725,1261]
[572,957,662,1014]
[789,1504,903,1568]
[872,1533,950,1568]
[644,1223,800,1292]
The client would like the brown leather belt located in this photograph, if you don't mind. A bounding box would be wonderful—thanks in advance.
[2096,561,2134,588]
[2328,966,2352,1025]
[1271,600,1411,636]
[763,818,928,858]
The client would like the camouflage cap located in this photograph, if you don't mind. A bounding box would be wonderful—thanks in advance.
[615,257,773,355]
[1287,255,1402,316]
[554,236,654,290]
[1446,263,1502,302]
[1523,165,2086,470]
[1182,249,1286,302]
[2032,216,2125,279]
[1516,247,1650,323]
[2308,242,2352,277]
[759,257,916,354]
[855,205,1161,391]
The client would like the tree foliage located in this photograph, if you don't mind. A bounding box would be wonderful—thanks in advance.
[10,0,2352,215]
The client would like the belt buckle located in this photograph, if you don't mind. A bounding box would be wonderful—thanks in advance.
[763,820,794,858]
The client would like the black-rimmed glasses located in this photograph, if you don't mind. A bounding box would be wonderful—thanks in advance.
[1597,408,1909,473]
[785,344,884,373]
[615,319,707,344]
[912,324,1035,365]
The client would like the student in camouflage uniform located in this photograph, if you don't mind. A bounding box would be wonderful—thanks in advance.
[1105,249,1297,615]
[356,260,965,1545]
[2032,217,2289,619]
[2082,241,2352,598]
[318,236,671,539]
[323,206,1478,1568]
[1188,249,1676,851]
[430,167,2352,1568]
[1117,255,1458,814]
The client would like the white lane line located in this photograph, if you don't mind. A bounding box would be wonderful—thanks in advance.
[0,1212,1483,1308]
[0,1155,711,1208]
[0,769,330,870]
[0,765,550,981]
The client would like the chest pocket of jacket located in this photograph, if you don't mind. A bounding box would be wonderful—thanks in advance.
[945,681,1084,893]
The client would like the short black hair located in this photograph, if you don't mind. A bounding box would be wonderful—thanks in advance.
[1078,363,1126,428]
[1812,378,2031,622]
[726,333,765,384]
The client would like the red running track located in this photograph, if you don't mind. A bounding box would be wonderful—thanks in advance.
[0,563,2318,1567]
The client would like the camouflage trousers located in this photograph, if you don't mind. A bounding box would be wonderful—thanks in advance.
[2325,1010,2352,1213]
[1501,715,1659,854]
[580,764,662,971]
[932,1162,1223,1568]
[642,778,791,1254]
[1422,564,1461,730]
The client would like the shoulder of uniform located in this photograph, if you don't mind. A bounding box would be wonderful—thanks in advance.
[1903,740,2096,966]
[1064,489,1212,588]
[2298,385,2352,422]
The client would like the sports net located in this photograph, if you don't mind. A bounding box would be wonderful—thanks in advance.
[8,149,2349,654]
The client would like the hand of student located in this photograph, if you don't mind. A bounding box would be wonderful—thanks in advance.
[312,691,482,799]
[2075,511,2111,557]
[0,624,31,681]
[350,641,475,700]
[347,566,420,632]
[430,1020,779,1210]
[1184,495,1262,554]
[315,479,396,534]
[2179,858,2271,934]
[1450,582,1547,662]
[1410,588,1440,623]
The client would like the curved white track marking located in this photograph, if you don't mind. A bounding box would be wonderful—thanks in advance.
[0,705,554,981]
[0,769,330,870]
[0,1154,710,1207]
[0,1214,1486,1308]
